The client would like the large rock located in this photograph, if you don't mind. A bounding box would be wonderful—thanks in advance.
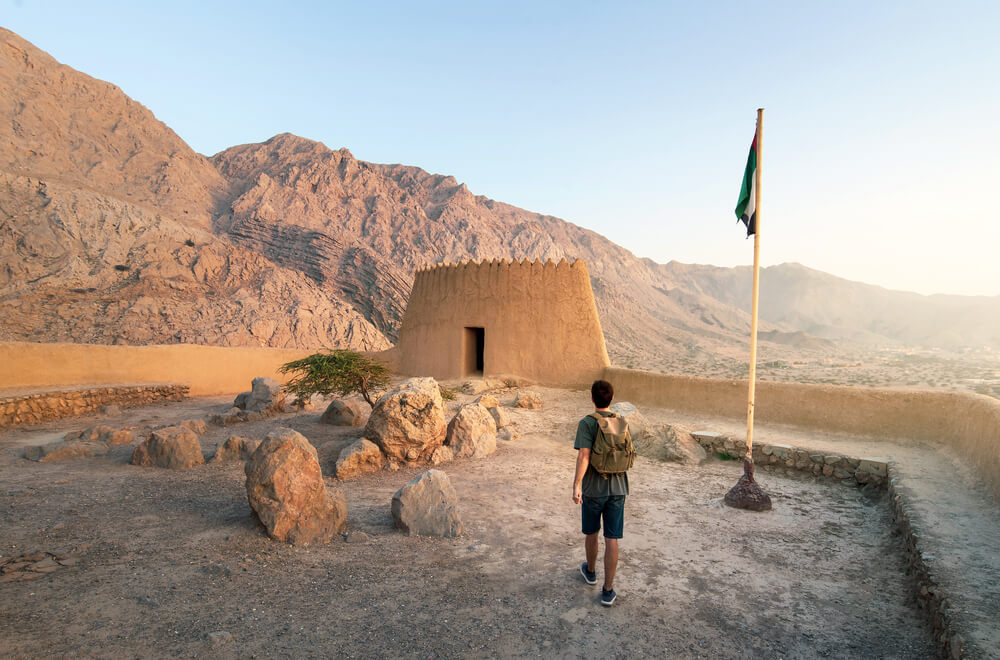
[131,426,205,469]
[609,402,652,447]
[514,391,542,409]
[237,377,287,414]
[64,425,134,446]
[445,404,497,459]
[487,405,511,429]
[391,470,462,537]
[364,378,447,464]
[24,440,107,462]
[334,439,386,479]
[474,394,500,409]
[244,428,345,545]
[321,399,367,426]
[461,379,504,395]
[213,435,262,462]
[641,424,707,465]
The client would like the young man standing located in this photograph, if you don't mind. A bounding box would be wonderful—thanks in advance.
[572,379,628,606]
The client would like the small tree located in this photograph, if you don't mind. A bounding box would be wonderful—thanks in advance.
[279,350,391,409]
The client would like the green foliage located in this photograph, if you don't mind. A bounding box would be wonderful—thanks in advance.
[439,386,457,401]
[716,451,739,461]
[279,350,390,409]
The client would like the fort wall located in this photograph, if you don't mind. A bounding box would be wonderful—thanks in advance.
[606,366,1000,500]
[395,258,610,386]
[0,341,313,397]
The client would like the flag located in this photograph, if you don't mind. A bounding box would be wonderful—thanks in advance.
[734,132,757,236]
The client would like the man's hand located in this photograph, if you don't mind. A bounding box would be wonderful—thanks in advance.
[572,483,583,504]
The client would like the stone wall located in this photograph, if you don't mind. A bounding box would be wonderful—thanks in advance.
[0,384,188,427]
[395,259,610,386]
[607,367,1000,501]
[690,431,889,487]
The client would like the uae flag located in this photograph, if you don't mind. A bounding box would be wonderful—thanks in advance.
[734,133,757,236]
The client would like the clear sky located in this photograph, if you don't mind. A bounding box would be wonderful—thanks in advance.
[5,0,999,296]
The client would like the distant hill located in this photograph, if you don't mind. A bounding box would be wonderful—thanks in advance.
[2,27,998,371]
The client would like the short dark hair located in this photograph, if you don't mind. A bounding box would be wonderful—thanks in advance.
[591,380,614,408]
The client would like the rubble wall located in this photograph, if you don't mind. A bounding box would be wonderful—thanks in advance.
[396,259,610,386]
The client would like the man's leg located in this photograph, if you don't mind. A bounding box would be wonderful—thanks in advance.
[603,538,618,590]
[585,531,599,573]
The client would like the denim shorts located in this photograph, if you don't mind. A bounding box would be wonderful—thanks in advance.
[581,495,625,539]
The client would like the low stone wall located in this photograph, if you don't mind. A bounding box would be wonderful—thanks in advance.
[889,477,967,659]
[0,384,188,428]
[606,367,1000,501]
[690,431,888,487]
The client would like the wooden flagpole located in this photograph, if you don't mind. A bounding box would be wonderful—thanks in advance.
[745,108,763,458]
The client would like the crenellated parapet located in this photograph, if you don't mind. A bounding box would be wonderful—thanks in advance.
[396,258,608,386]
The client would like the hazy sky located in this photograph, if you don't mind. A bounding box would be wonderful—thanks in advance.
[5,1,999,296]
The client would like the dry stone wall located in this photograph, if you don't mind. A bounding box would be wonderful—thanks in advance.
[0,384,188,427]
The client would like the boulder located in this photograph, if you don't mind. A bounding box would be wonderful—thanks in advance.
[514,391,542,409]
[641,424,707,465]
[24,440,107,462]
[213,435,261,462]
[364,377,447,464]
[64,425,133,446]
[487,405,511,429]
[178,419,208,435]
[609,402,651,443]
[334,439,386,479]
[474,394,500,409]
[131,426,206,469]
[429,445,454,465]
[498,428,521,442]
[461,379,504,395]
[244,428,345,545]
[237,377,286,414]
[97,404,122,416]
[445,404,497,459]
[321,399,367,426]
[391,470,462,537]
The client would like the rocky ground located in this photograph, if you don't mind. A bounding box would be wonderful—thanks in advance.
[0,386,937,658]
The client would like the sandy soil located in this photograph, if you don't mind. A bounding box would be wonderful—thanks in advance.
[0,386,936,658]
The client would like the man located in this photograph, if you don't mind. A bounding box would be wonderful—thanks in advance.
[572,379,628,606]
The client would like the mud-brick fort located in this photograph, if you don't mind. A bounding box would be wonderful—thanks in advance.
[392,258,609,385]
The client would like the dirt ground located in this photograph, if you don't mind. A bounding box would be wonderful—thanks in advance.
[0,385,936,659]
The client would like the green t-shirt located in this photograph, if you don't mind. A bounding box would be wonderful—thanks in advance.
[574,411,630,498]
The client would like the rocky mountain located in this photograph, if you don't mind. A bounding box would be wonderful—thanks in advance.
[2,27,998,372]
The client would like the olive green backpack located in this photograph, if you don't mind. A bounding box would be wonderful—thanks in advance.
[588,412,635,475]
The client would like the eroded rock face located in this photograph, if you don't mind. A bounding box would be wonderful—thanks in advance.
[391,470,462,537]
[244,428,344,545]
[364,378,446,464]
[131,426,205,469]
[640,424,707,465]
[213,435,261,462]
[445,404,497,459]
[334,439,386,479]
[321,399,367,426]
[474,394,500,409]
[514,391,542,409]
[487,405,511,429]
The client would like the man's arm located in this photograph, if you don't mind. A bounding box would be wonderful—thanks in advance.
[573,448,590,504]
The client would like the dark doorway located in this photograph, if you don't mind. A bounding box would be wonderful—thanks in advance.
[464,327,484,376]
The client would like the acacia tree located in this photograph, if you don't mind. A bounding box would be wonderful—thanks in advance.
[279,350,391,409]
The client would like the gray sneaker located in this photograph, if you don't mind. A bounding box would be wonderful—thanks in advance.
[601,587,617,606]
[580,562,597,585]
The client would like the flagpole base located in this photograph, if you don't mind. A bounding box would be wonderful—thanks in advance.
[724,458,773,512]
